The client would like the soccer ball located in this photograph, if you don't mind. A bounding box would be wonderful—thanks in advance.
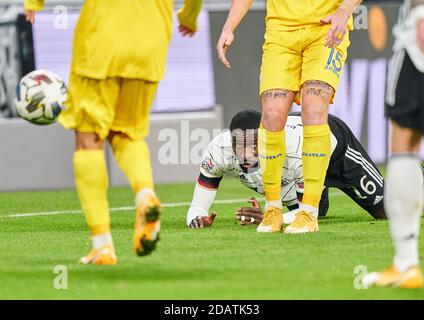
[15,70,67,125]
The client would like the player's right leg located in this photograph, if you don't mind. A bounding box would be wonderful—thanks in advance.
[74,132,117,265]
[257,31,300,233]
[108,79,161,256]
[363,123,423,288]
[58,74,121,265]
[257,89,294,233]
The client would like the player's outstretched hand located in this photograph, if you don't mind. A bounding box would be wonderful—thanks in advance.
[25,10,35,24]
[216,29,235,69]
[417,18,424,53]
[178,24,196,37]
[236,198,263,225]
[189,212,217,229]
[320,8,349,48]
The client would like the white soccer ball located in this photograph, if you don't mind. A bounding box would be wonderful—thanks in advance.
[15,70,67,125]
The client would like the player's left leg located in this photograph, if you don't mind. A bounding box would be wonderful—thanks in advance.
[285,187,329,222]
[109,131,161,256]
[284,80,332,234]
[109,79,161,256]
[285,26,349,234]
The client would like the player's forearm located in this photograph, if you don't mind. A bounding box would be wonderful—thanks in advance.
[24,0,45,11]
[178,0,203,31]
[222,0,254,33]
[186,182,217,226]
[339,0,363,16]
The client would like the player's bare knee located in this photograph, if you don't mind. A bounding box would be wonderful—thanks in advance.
[260,89,292,130]
[261,108,285,130]
[301,104,328,125]
[75,132,104,150]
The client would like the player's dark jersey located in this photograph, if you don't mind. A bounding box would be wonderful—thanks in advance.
[325,113,385,218]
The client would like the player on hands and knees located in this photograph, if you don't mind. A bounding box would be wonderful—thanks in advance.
[217,0,363,234]
[363,0,424,289]
[187,110,386,229]
[24,0,203,264]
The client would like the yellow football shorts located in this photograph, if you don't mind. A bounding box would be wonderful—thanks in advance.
[260,24,350,104]
[59,73,158,140]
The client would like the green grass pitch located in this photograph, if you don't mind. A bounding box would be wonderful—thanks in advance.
[0,177,423,299]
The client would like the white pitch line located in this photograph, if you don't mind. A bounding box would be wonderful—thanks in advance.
[0,191,345,219]
[0,198,260,219]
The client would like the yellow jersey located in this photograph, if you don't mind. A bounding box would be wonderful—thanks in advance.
[24,0,202,81]
[266,0,353,31]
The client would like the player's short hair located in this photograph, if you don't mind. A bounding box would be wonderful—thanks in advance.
[229,109,261,132]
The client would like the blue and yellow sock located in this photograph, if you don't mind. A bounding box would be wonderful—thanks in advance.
[74,150,110,236]
[258,125,285,208]
[302,124,331,209]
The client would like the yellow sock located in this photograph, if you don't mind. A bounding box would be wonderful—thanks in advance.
[110,135,154,194]
[302,124,331,208]
[74,150,110,236]
[258,125,286,203]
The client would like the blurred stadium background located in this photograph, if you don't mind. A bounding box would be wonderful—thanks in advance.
[0,0,411,191]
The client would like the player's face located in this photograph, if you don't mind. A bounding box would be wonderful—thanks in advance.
[231,129,259,169]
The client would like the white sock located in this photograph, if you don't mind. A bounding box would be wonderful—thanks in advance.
[92,233,113,250]
[135,188,156,207]
[283,208,299,224]
[299,204,319,218]
[385,155,423,272]
[266,200,283,210]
